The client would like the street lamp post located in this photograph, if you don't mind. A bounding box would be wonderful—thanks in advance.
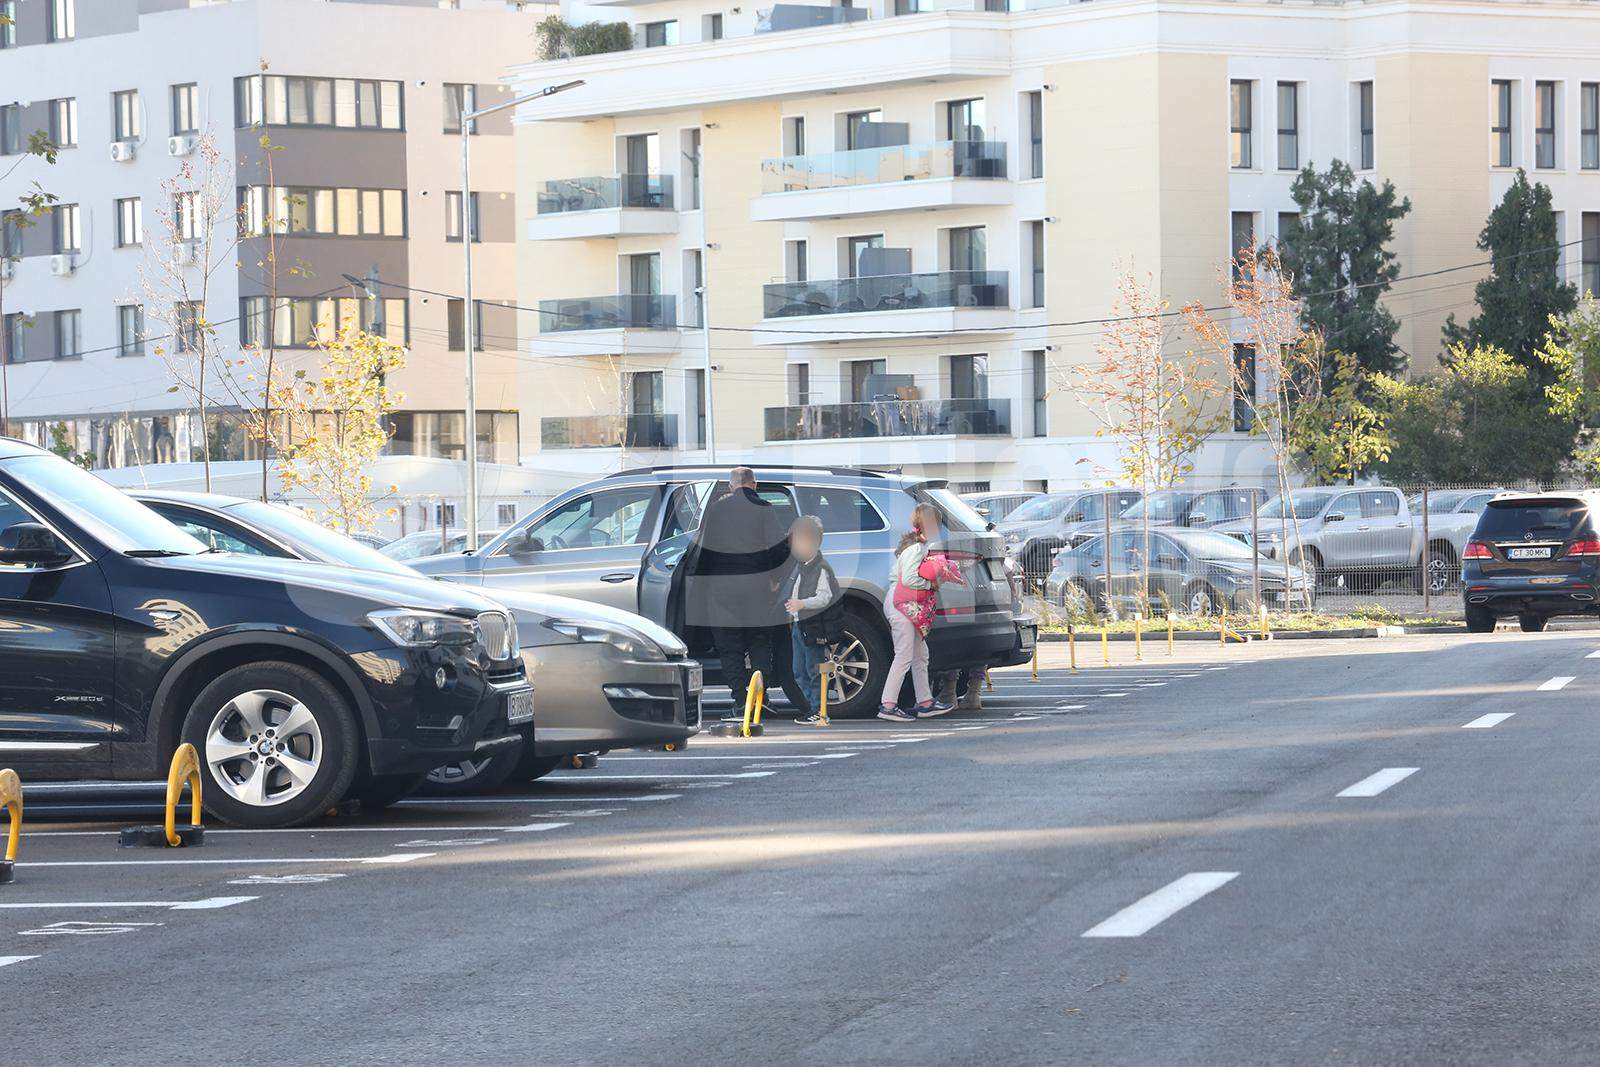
[458,78,583,545]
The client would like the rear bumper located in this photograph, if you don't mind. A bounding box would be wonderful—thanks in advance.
[928,611,1028,669]
[1464,584,1599,615]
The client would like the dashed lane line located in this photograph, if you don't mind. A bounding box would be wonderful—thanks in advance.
[1082,872,1240,938]
[1463,713,1515,729]
[1337,768,1420,798]
[0,956,38,969]
[1538,676,1575,692]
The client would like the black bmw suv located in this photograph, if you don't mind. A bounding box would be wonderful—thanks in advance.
[1462,492,1600,633]
[0,440,530,827]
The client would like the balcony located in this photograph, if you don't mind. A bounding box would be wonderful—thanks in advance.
[533,294,681,357]
[541,413,679,451]
[757,270,1009,344]
[755,4,870,33]
[528,174,679,241]
[752,141,1010,221]
[765,398,1011,442]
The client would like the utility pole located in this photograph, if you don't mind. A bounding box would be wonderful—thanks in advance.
[0,262,9,440]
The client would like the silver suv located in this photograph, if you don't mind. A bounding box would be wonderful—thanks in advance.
[412,465,1036,718]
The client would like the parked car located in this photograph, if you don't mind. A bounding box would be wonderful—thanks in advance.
[133,490,700,796]
[1047,528,1313,615]
[1406,489,1506,595]
[412,465,1036,719]
[996,488,1143,580]
[1117,487,1268,530]
[964,491,1040,525]
[1212,486,1422,592]
[1461,492,1600,633]
[382,528,504,562]
[0,439,528,827]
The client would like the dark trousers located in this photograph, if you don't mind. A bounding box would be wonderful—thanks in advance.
[712,625,776,708]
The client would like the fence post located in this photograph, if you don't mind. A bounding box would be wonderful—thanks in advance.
[1421,487,1431,614]
[1068,623,1077,672]
[1251,495,1261,614]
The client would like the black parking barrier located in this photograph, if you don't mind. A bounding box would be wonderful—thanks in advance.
[0,768,21,884]
[120,743,206,848]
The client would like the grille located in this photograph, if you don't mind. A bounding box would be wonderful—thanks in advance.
[477,610,516,661]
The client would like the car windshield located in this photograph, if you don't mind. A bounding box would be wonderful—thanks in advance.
[1259,491,1330,521]
[1006,495,1069,523]
[1121,491,1192,522]
[223,500,418,577]
[1166,529,1257,560]
[1476,500,1591,541]
[6,455,205,555]
[920,486,988,532]
[383,531,467,560]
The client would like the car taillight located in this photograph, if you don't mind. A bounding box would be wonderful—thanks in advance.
[1565,539,1600,557]
[1462,541,1492,559]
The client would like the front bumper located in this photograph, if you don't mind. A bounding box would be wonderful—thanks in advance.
[523,641,700,757]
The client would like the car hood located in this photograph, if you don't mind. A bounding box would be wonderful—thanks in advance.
[152,552,502,616]
[996,518,1053,540]
[1196,556,1304,581]
[474,588,686,655]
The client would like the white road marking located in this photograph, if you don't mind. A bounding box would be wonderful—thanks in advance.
[0,896,256,910]
[545,772,775,781]
[1587,649,1600,659]
[1055,704,1087,710]
[399,794,680,805]
[601,753,858,761]
[171,896,258,910]
[1463,713,1515,729]
[0,955,38,968]
[363,853,434,864]
[1337,768,1419,798]
[1082,872,1240,938]
[1539,676,1575,692]
[20,921,161,937]
[746,762,817,769]
[27,824,568,837]
[21,853,436,868]
[1102,692,1129,697]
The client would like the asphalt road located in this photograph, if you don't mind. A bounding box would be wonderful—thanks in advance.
[4,631,1600,1064]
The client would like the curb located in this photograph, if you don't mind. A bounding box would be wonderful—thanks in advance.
[1038,623,1466,643]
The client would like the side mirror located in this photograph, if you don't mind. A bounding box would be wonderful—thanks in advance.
[1325,511,1346,523]
[0,522,72,566]
[1187,513,1208,527]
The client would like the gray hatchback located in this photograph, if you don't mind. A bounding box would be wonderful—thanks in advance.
[412,465,1037,718]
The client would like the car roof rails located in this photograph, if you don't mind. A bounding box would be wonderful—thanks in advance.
[611,463,897,479]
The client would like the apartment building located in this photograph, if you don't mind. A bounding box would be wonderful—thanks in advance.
[507,0,1600,491]
[0,0,539,516]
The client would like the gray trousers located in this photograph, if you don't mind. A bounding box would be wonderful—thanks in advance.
[882,605,931,707]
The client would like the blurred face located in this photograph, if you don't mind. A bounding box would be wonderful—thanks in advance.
[792,529,820,561]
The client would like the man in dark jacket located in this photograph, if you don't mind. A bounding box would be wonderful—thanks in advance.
[682,467,791,709]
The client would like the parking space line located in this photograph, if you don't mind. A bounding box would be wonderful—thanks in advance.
[544,772,776,781]
[1082,872,1240,938]
[1337,768,1419,798]
[22,853,436,868]
[398,795,680,806]
[1538,676,1575,692]
[0,896,257,910]
[1587,650,1600,659]
[1055,704,1087,710]
[28,823,570,837]
[1463,713,1515,729]
[600,753,858,761]
[0,956,38,969]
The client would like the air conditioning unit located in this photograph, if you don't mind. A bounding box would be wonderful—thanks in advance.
[168,134,197,157]
[109,140,137,163]
[48,253,77,277]
[173,239,196,266]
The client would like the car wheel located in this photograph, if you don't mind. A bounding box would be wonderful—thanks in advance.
[1289,549,1322,594]
[1184,581,1222,616]
[417,746,525,796]
[1465,605,1497,633]
[350,772,427,812]
[1422,545,1458,595]
[183,661,360,829]
[1518,614,1549,633]
[824,605,892,719]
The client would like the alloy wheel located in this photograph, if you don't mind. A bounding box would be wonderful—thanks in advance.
[825,631,872,706]
[1426,555,1454,595]
[426,758,496,787]
[1188,587,1216,616]
[205,689,323,808]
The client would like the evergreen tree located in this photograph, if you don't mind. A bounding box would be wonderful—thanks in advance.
[1442,170,1576,380]
[1277,160,1412,380]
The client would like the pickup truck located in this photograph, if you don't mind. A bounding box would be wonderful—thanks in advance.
[1211,486,1442,592]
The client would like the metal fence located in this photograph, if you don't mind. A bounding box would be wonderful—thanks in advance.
[1010,482,1591,622]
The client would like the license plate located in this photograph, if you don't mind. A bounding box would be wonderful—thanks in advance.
[503,687,534,726]
[684,663,703,694]
[986,559,1009,581]
[1018,625,1036,650]
[1507,546,1553,560]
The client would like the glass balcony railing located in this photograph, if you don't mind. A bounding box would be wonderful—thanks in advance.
[536,174,675,214]
[761,140,1007,194]
[539,294,677,333]
[755,4,870,33]
[764,398,1011,442]
[541,413,679,450]
[763,270,1007,318]
[893,0,1010,12]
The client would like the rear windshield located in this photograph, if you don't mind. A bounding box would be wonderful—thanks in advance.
[918,486,988,532]
[1476,500,1591,541]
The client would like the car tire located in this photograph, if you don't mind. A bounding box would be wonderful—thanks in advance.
[515,751,564,782]
[417,745,525,796]
[1518,614,1549,633]
[350,772,427,812]
[1183,581,1223,617]
[183,661,360,829]
[1421,544,1458,595]
[1465,606,1497,633]
[1289,549,1322,594]
[825,604,893,719]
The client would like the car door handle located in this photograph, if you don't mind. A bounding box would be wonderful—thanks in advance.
[1395,523,1409,528]
[600,572,635,584]
[1356,525,1371,532]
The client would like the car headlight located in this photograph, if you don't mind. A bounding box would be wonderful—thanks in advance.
[547,619,667,662]
[368,608,480,648]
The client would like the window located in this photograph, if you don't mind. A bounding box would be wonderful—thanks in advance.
[497,503,517,526]
[1584,213,1600,297]
[796,486,886,533]
[53,203,81,253]
[2,313,25,364]
[706,12,724,39]
[1025,90,1043,179]
[1584,84,1600,171]
[1028,219,1045,308]
[785,239,808,283]
[948,225,986,273]
[1361,491,1400,519]
[782,116,805,157]
[1229,80,1253,168]
[787,363,811,406]
[446,298,484,351]
[240,186,405,238]
[0,104,18,155]
[1276,81,1299,170]
[0,2,14,49]
[234,75,404,131]
[1232,344,1255,432]
[117,304,144,357]
[1357,80,1375,169]
[643,20,678,47]
[112,89,140,142]
[49,98,77,148]
[115,197,142,247]
[48,0,74,41]
[1230,211,1255,279]
[846,234,883,277]
[1535,80,1557,169]
[949,354,988,400]
[1492,79,1513,167]
[0,210,19,259]
[683,128,702,211]
[688,369,707,449]
[240,296,407,348]
[508,485,662,554]
[55,310,81,359]
[626,252,660,296]
[443,83,476,134]
[175,301,203,353]
[945,98,986,142]
[844,109,883,151]
[174,191,200,241]
[171,83,199,136]
[1030,350,1047,437]
[445,190,478,242]
[846,358,886,403]
[684,249,704,327]
[1277,211,1300,243]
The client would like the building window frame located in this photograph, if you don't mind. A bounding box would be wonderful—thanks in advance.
[233,75,405,132]
[49,97,78,148]
[1229,79,1253,169]
[1029,350,1047,438]
[1025,89,1043,179]
[53,203,81,254]
[443,83,477,135]
[115,197,142,248]
[55,309,82,360]
[1027,219,1045,309]
[1535,80,1558,170]
[1356,80,1375,170]
[112,89,141,143]
[444,190,479,243]
[643,19,678,47]
[1492,79,1514,168]
[171,83,199,137]
[1276,81,1299,171]
[47,0,75,42]
[117,304,145,357]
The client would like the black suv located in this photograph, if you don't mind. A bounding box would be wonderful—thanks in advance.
[1462,492,1600,633]
[0,440,530,826]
